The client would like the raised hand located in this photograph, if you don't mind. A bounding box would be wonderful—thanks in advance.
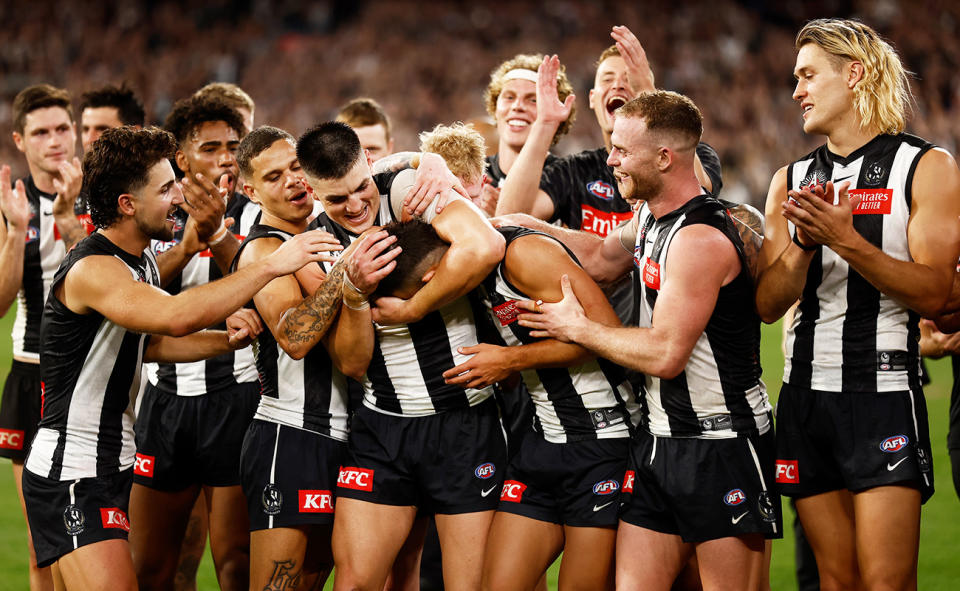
[536,55,576,126]
[783,180,859,249]
[611,25,655,95]
[180,173,227,241]
[51,157,83,217]
[0,165,29,231]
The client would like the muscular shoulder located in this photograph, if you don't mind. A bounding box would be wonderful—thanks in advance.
[237,236,283,269]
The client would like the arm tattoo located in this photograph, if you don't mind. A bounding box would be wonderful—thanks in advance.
[728,204,765,280]
[371,151,416,174]
[280,263,345,345]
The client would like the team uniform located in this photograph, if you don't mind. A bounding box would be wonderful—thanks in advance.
[479,226,639,526]
[134,194,262,491]
[0,178,91,460]
[233,223,350,530]
[324,168,507,513]
[776,134,936,502]
[617,195,781,543]
[23,233,160,566]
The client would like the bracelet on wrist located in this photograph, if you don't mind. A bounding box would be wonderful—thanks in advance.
[208,224,229,246]
[343,294,370,311]
[792,230,818,252]
[343,272,366,296]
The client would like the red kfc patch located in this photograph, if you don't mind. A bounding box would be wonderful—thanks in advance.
[134,453,155,477]
[622,470,635,494]
[299,490,334,513]
[100,507,130,531]
[500,480,526,502]
[337,467,374,492]
[775,460,799,484]
[849,189,893,215]
[0,428,24,450]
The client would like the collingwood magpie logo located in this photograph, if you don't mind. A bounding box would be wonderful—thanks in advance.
[864,161,886,186]
[63,504,85,535]
[262,483,283,515]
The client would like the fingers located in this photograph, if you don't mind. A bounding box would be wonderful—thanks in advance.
[559,274,574,298]
[515,299,540,313]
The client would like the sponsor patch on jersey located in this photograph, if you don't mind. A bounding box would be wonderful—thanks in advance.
[849,189,892,215]
[474,462,496,479]
[100,507,130,531]
[338,467,374,492]
[133,453,155,477]
[262,483,283,515]
[0,428,24,450]
[63,504,85,535]
[642,258,661,290]
[500,480,526,502]
[877,350,908,372]
[586,180,616,201]
[724,489,746,506]
[880,434,909,453]
[25,227,39,243]
[580,203,633,238]
[775,459,799,484]
[299,490,333,513]
[800,169,828,192]
[622,470,635,493]
[492,300,519,326]
[593,479,620,495]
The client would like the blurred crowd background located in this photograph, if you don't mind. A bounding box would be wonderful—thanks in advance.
[1,0,957,209]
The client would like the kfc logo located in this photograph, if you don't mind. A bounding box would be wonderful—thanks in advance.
[622,470,635,493]
[581,204,633,238]
[100,507,130,531]
[643,258,661,290]
[299,490,333,513]
[500,480,526,502]
[337,467,374,492]
[0,428,24,450]
[850,189,892,215]
[775,460,799,484]
[134,453,154,477]
[492,301,519,326]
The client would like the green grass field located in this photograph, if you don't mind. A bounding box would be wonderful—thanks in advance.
[0,316,956,590]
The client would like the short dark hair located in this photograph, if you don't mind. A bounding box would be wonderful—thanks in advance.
[237,126,295,178]
[335,98,392,141]
[83,127,177,229]
[79,83,145,126]
[12,84,73,134]
[297,121,362,180]
[617,90,702,149]
[163,95,246,147]
[374,219,449,299]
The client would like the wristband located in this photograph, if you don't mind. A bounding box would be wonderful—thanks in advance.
[343,272,366,296]
[343,295,370,311]
[792,230,818,252]
[208,223,229,246]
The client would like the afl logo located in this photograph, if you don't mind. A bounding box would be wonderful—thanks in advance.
[880,435,909,453]
[864,162,886,186]
[800,169,828,191]
[724,489,746,506]
[474,463,496,479]
[63,504,85,535]
[593,480,620,495]
[25,227,39,243]
[586,180,615,201]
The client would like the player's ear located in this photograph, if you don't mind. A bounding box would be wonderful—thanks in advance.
[117,193,136,217]
[243,182,259,204]
[847,61,865,88]
[421,268,437,284]
[174,150,189,175]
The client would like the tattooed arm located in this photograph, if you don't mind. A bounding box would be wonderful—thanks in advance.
[726,202,765,282]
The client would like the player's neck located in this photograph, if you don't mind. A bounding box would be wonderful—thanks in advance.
[100,221,150,258]
[646,175,705,219]
[824,117,882,158]
[26,163,59,194]
[497,143,520,176]
[261,211,307,235]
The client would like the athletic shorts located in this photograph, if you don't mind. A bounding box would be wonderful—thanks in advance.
[336,398,507,514]
[133,381,260,490]
[0,360,42,461]
[774,383,934,502]
[620,429,783,543]
[497,433,629,527]
[22,467,133,568]
[240,419,346,530]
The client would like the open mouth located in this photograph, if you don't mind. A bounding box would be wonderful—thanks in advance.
[290,190,308,205]
[606,96,627,114]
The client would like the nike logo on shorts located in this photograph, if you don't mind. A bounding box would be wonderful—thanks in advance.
[481,486,497,497]
[887,457,909,471]
[593,501,615,512]
[731,512,748,524]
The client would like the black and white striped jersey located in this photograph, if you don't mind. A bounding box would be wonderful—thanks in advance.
[478,226,638,443]
[784,134,933,393]
[146,193,261,396]
[234,224,349,441]
[12,177,92,360]
[322,168,496,416]
[630,195,771,439]
[26,233,160,480]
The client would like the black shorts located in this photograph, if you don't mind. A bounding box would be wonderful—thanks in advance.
[620,430,783,543]
[0,360,42,461]
[133,381,259,490]
[240,419,346,531]
[337,398,507,514]
[22,468,133,568]
[774,383,934,502]
[497,434,629,527]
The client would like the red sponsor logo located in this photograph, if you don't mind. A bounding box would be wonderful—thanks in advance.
[298,490,334,513]
[500,480,526,502]
[492,300,519,326]
[850,189,893,215]
[581,204,633,238]
[0,429,24,450]
[100,507,130,531]
[622,470,635,494]
[775,460,799,484]
[199,234,245,257]
[337,467,374,492]
[134,453,155,477]
[643,258,661,290]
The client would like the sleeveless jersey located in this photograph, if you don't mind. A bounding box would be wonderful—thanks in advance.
[631,195,771,439]
[322,168,495,416]
[485,153,558,188]
[783,134,933,393]
[233,224,349,440]
[145,193,261,395]
[27,233,160,480]
[479,226,639,443]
